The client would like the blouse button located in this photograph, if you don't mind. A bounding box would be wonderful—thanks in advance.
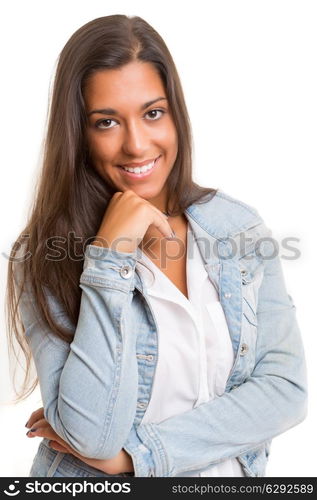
[120,265,133,279]
[240,343,249,355]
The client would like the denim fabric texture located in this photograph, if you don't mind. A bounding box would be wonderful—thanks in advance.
[16,189,308,477]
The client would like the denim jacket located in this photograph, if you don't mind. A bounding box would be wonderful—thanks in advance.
[17,189,308,477]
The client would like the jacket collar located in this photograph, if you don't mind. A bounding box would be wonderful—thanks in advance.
[184,189,263,241]
[134,189,265,297]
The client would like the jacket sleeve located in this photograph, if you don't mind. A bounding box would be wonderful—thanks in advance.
[123,233,308,477]
[15,244,140,459]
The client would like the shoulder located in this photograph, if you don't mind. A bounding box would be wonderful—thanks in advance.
[186,188,269,240]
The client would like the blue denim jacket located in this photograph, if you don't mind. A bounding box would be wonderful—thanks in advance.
[17,189,308,477]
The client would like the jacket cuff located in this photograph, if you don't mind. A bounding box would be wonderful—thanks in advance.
[123,426,155,477]
[80,244,138,292]
[124,424,170,477]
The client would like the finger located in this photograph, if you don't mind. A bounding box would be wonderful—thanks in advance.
[26,422,60,441]
[145,203,175,237]
[51,442,82,459]
[49,441,70,453]
[152,211,175,239]
[49,441,85,461]
[25,407,44,428]
[25,417,85,461]
[26,423,75,455]
[26,417,47,431]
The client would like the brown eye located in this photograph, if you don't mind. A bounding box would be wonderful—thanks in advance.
[95,118,117,129]
[145,109,165,120]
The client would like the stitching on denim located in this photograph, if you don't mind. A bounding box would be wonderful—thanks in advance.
[243,296,257,318]
[174,442,266,476]
[243,311,258,328]
[124,440,151,477]
[186,205,263,241]
[215,191,259,215]
[144,424,170,476]
[80,276,132,293]
[96,300,126,458]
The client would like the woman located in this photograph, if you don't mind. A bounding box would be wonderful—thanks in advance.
[6,15,307,477]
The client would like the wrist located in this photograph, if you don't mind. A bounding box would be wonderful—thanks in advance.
[91,236,136,253]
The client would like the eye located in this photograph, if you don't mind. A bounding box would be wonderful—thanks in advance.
[95,118,117,130]
[145,109,166,120]
[94,108,166,130]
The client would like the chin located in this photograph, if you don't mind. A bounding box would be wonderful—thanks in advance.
[130,185,164,200]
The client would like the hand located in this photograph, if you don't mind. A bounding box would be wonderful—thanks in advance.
[25,408,134,475]
[92,189,174,253]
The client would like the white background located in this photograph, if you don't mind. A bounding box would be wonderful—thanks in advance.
[0,0,316,477]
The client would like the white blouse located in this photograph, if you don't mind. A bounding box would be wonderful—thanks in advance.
[135,223,245,477]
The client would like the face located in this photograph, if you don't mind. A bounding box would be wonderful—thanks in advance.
[83,61,178,210]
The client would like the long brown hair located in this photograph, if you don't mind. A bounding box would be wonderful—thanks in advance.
[5,14,217,401]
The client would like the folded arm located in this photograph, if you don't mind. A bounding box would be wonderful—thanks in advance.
[123,247,308,476]
[16,244,140,459]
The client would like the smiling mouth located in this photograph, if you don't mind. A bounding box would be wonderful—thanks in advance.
[117,155,161,174]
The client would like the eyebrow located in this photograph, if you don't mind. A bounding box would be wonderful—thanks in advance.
[87,97,168,117]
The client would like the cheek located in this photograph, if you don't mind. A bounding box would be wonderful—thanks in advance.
[156,123,178,155]
[87,134,117,165]
[167,128,178,160]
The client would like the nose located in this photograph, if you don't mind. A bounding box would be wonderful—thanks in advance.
[121,120,149,157]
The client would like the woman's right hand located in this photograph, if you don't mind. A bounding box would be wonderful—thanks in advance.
[25,408,134,474]
[92,190,174,253]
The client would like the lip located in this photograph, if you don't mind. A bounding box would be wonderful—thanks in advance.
[119,156,159,168]
[118,155,161,179]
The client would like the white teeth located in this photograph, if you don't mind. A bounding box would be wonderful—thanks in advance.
[122,159,156,173]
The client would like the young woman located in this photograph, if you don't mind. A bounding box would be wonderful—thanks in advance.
[6,15,307,478]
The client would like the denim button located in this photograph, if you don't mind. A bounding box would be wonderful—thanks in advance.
[137,402,147,409]
[240,343,249,355]
[240,269,248,276]
[120,265,132,279]
[224,292,231,298]
[136,354,154,361]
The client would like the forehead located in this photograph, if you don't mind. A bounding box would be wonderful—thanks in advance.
[83,61,166,108]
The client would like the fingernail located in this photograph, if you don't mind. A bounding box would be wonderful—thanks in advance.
[25,421,29,428]
[166,229,176,240]
[26,428,37,435]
